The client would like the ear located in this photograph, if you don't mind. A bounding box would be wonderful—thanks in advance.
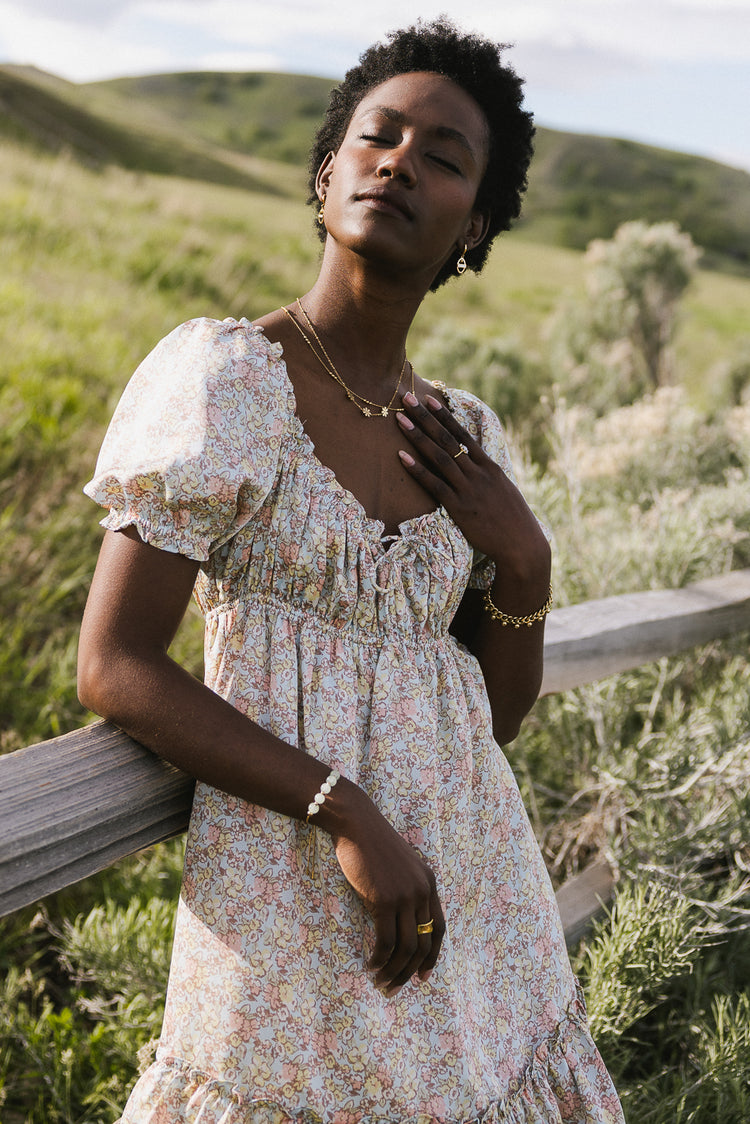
[315,151,337,200]
[463,208,490,253]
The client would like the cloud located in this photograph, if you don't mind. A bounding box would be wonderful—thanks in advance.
[0,0,747,167]
[510,39,648,93]
[14,0,130,25]
[198,49,285,73]
[109,0,750,83]
[3,0,750,78]
[0,2,174,78]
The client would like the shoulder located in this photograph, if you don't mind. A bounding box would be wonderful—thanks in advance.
[431,382,516,480]
[437,383,493,427]
[142,316,288,386]
[435,382,505,442]
[118,316,294,430]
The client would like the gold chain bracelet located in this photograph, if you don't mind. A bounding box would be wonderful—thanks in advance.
[483,586,553,628]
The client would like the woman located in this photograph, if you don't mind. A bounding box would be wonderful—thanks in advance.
[79,18,624,1123]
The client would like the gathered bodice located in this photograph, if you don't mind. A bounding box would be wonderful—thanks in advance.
[195,416,474,644]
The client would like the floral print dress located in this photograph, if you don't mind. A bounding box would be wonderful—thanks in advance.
[85,317,623,1124]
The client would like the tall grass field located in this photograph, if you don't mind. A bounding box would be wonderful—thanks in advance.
[1,102,749,1123]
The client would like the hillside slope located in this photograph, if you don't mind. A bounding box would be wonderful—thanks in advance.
[526,128,750,273]
[0,65,295,196]
[90,70,335,167]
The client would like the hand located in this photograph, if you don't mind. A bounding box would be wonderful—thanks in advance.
[396,391,550,746]
[396,391,549,587]
[329,789,445,996]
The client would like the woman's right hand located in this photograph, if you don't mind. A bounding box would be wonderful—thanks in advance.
[329,788,445,996]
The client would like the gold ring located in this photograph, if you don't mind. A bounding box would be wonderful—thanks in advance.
[453,443,468,459]
[417,920,434,935]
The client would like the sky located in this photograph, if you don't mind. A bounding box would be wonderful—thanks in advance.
[1,0,749,172]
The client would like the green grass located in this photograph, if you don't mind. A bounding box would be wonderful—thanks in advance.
[0,841,185,1122]
[93,69,750,276]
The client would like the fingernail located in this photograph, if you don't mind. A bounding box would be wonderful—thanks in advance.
[384,985,401,998]
[396,412,414,430]
[403,392,418,406]
[398,451,415,467]
[421,969,433,982]
[425,395,442,410]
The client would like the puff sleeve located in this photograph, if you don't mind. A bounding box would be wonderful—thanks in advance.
[84,317,291,561]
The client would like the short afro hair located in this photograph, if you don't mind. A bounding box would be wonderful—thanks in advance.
[307,17,535,290]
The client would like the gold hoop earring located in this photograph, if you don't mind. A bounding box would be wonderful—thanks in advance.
[456,244,468,275]
[318,197,326,226]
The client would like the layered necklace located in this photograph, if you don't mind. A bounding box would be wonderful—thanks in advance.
[282,299,414,418]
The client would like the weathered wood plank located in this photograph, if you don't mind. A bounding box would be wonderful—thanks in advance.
[0,722,193,916]
[556,860,615,947]
[1,569,748,919]
[542,568,750,695]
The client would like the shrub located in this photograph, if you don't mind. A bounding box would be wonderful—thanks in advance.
[548,221,702,410]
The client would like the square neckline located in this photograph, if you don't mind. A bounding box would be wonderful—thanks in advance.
[246,319,447,545]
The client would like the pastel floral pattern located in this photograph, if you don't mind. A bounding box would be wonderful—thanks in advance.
[85,318,623,1124]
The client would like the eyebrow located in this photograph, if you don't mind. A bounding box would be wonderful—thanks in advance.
[364,106,479,159]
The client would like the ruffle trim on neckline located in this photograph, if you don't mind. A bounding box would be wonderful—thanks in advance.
[118,989,622,1124]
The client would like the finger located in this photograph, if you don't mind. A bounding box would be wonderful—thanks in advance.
[424,394,478,454]
[418,889,446,980]
[397,403,478,484]
[398,449,452,506]
[382,911,438,995]
[367,913,397,977]
[399,399,469,468]
[396,415,469,488]
[372,907,420,992]
[402,391,480,460]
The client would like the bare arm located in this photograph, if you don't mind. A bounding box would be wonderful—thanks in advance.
[397,392,551,745]
[78,525,445,993]
[448,586,548,745]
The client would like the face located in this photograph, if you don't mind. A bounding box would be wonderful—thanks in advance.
[316,72,490,283]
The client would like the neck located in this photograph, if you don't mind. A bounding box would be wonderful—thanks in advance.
[299,245,432,387]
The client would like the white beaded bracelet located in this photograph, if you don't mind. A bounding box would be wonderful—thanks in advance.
[306,769,340,824]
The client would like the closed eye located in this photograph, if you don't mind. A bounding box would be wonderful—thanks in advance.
[430,154,461,173]
[361,135,460,172]
[359,130,462,174]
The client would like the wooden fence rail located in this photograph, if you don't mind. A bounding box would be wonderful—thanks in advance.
[2,568,749,938]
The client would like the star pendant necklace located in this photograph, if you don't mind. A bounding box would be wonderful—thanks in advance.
[282,300,414,418]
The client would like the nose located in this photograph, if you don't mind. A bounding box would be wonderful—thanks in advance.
[376,143,416,186]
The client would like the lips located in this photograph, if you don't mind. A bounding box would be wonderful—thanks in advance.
[355,188,414,221]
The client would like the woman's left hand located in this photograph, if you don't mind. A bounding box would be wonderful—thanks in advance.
[396,391,548,583]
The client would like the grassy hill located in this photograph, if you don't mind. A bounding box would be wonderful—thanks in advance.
[0,65,301,197]
[525,128,750,273]
[2,64,749,275]
[90,70,335,167]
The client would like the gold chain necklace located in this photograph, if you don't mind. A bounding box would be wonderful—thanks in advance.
[282,301,414,418]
